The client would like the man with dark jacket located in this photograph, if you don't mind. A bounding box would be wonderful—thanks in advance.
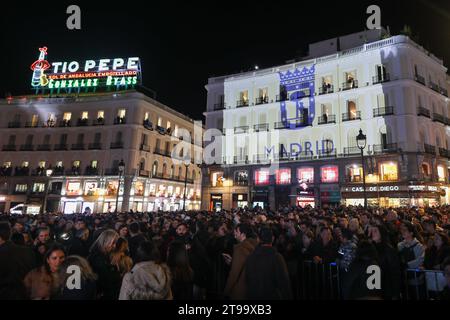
[0,222,36,299]
[128,222,147,260]
[245,227,292,300]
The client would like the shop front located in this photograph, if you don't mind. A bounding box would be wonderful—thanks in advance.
[252,188,269,209]
[232,193,248,208]
[210,194,223,212]
[296,187,315,208]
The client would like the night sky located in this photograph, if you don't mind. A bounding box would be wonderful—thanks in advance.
[1,0,449,121]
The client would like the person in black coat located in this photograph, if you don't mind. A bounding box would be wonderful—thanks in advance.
[245,227,292,300]
[311,227,339,264]
[128,222,148,260]
[0,222,36,300]
[68,228,91,258]
[369,224,401,300]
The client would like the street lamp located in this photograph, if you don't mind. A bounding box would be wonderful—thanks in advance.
[182,162,189,212]
[356,129,368,209]
[42,167,53,214]
[115,159,125,213]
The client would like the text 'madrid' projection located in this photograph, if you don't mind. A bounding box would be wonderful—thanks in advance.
[30,47,142,94]
[264,65,334,158]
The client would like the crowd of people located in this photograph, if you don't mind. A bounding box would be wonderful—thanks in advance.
[0,205,450,300]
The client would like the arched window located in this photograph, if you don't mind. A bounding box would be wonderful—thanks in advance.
[152,161,158,176]
[170,165,174,178]
[178,167,182,179]
[162,163,167,177]
[139,158,145,171]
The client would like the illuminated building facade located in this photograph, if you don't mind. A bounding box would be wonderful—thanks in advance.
[202,30,450,210]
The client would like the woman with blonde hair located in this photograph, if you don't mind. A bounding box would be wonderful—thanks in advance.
[88,229,122,300]
[54,255,97,300]
[110,237,133,277]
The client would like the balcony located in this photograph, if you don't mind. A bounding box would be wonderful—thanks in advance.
[342,111,361,122]
[318,84,334,95]
[77,118,89,126]
[433,113,446,125]
[154,148,171,157]
[142,120,153,130]
[429,82,440,93]
[414,74,426,86]
[373,143,398,154]
[114,117,126,125]
[439,87,448,97]
[255,96,269,105]
[236,100,249,108]
[373,106,394,117]
[140,144,151,152]
[341,80,358,91]
[37,144,51,151]
[417,107,431,118]
[233,156,249,164]
[138,169,150,177]
[372,74,390,85]
[317,114,336,125]
[234,126,249,134]
[53,167,65,176]
[85,166,99,176]
[318,149,337,159]
[104,168,119,175]
[253,154,269,164]
[155,126,167,135]
[66,168,81,176]
[274,121,288,130]
[439,148,450,158]
[0,167,13,176]
[343,146,361,156]
[59,120,71,127]
[110,141,124,149]
[213,103,226,111]
[14,167,30,176]
[88,143,102,150]
[424,143,436,155]
[20,144,34,151]
[2,144,16,151]
[276,94,288,102]
[71,143,85,150]
[253,123,269,132]
[25,122,39,128]
[93,118,105,126]
[8,121,21,128]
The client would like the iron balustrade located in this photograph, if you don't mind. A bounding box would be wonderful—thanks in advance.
[373,106,394,117]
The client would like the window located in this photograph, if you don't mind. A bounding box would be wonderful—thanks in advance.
[134,181,144,196]
[91,160,97,168]
[73,161,80,168]
[47,113,56,126]
[81,111,88,119]
[60,134,68,145]
[97,111,104,119]
[322,75,333,86]
[31,115,39,127]
[22,161,29,168]
[379,162,398,181]
[174,125,179,137]
[167,121,171,130]
[321,166,339,183]
[15,184,28,193]
[117,109,126,118]
[347,100,357,118]
[67,181,82,196]
[63,112,72,121]
[376,65,388,81]
[211,172,225,187]
[276,168,291,185]
[258,88,268,101]
[239,90,249,105]
[297,167,314,183]
[56,161,63,168]
[346,164,363,182]
[437,165,446,182]
[32,183,45,193]
[234,171,248,186]
[38,161,46,168]
[254,169,270,185]
[3,161,11,168]
[157,117,162,127]
[144,112,149,121]
[152,161,158,176]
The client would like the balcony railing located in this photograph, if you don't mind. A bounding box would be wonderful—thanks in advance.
[317,114,336,125]
[8,122,21,128]
[255,96,269,105]
[253,123,269,132]
[343,146,361,156]
[432,113,446,125]
[372,74,390,84]
[341,80,358,91]
[154,148,171,157]
[439,148,450,158]
[2,144,16,151]
[139,169,150,177]
[424,144,436,155]
[233,156,249,164]
[318,84,334,95]
[274,121,288,130]
[25,122,39,128]
[234,126,249,134]
[104,168,119,175]
[373,106,394,117]
[114,117,126,125]
[20,144,34,151]
[276,94,288,102]
[318,149,337,159]
[59,120,71,127]
[143,120,153,130]
[66,168,82,176]
[37,144,51,151]
[342,111,361,122]
[429,82,440,93]
[415,74,426,86]
[373,143,398,154]
[417,107,431,118]
[110,141,124,149]
[213,103,226,111]
[140,144,151,152]
[71,143,85,150]
[236,100,249,108]
[77,118,89,126]
[93,118,105,126]
[85,167,99,176]
[440,87,448,97]
[88,143,102,150]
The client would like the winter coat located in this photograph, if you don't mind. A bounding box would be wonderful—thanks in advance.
[245,245,293,300]
[224,238,258,300]
[88,251,122,300]
[398,238,425,269]
[119,261,173,300]
[374,242,401,300]
[23,266,59,300]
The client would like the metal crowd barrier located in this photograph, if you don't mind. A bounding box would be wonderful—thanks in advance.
[403,269,446,300]
[298,261,341,300]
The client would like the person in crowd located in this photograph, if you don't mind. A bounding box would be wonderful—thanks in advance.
[68,228,90,257]
[54,255,97,300]
[33,227,54,266]
[118,224,129,239]
[224,224,258,300]
[311,227,339,264]
[369,224,401,300]
[119,241,172,300]
[337,228,357,273]
[167,241,194,300]
[245,226,292,299]
[88,229,122,300]
[110,237,133,277]
[128,222,147,260]
[424,231,450,270]
[24,244,66,300]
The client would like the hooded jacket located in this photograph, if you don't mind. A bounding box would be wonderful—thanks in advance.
[119,261,173,300]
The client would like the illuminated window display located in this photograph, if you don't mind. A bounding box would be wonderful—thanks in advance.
[321,166,339,183]
[149,184,156,196]
[437,165,446,182]
[66,181,81,196]
[134,181,145,196]
[84,181,98,196]
[276,168,291,185]
[211,172,224,187]
[106,180,118,196]
[380,162,398,181]
[346,165,362,182]
[297,167,314,183]
[254,169,270,185]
